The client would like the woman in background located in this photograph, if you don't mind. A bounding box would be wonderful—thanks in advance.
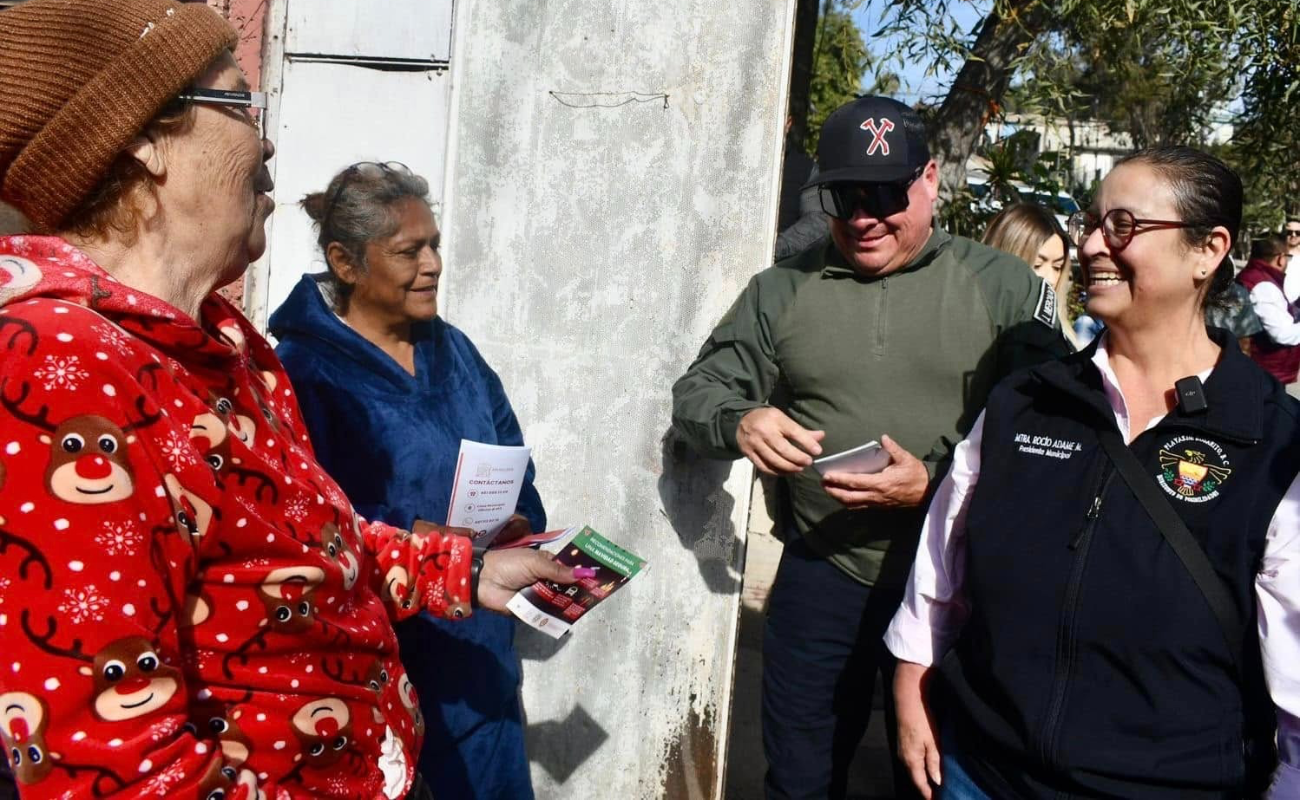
[982,202,1080,348]
[270,162,542,800]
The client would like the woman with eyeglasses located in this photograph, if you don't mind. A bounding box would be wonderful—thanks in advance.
[268,163,544,800]
[886,146,1300,799]
[0,2,572,798]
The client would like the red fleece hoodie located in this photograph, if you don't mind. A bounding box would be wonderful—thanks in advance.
[0,236,473,799]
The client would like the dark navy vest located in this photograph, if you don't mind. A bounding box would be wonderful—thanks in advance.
[941,330,1300,798]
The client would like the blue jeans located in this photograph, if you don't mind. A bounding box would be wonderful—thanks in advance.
[761,537,919,800]
[938,726,993,800]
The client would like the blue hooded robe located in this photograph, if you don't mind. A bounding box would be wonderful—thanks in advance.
[270,274,542,800]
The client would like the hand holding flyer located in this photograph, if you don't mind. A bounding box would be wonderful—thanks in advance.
[492,524,580,551]
[506,526,646,638]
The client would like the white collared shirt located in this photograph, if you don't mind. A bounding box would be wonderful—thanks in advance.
[1249,279,1300,346]
[884,339,1300,788]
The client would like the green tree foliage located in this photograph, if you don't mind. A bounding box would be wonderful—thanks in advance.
[1221,1,1300,232]
[805,2,872,155]
[862,0,1300,229]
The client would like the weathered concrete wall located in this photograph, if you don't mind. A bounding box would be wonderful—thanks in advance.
[440,1,796,797]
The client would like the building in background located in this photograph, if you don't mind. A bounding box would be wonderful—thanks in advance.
[976,111,1236,194]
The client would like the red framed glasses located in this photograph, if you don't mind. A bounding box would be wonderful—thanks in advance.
[1067,209,1197,250]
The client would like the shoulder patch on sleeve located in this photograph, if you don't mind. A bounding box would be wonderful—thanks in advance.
[1034,280,1058,329]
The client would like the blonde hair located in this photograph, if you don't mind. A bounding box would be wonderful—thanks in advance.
[982,202,1077,345]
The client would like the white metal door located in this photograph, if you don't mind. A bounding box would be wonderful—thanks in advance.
[286,0,453,62]
[249,0,453,330]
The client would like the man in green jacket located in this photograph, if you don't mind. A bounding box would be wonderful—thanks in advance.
[671,97,1066,800]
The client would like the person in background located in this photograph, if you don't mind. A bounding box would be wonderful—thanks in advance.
[673,95,1064,800]
[1071,307,1106,347]
[981,202,1079,349]
[774,160,831,260]
[269,163,542,800]
[1284,216,1300,301]
[889,146,1299,799]
[778,115,817,233]
[1204,268,1264,354]
[0,2,571,797]
[1238,234,1300,395]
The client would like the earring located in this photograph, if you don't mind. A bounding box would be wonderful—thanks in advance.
[1199,270,1208,278]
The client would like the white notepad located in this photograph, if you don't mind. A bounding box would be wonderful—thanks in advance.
[811,440,892,476]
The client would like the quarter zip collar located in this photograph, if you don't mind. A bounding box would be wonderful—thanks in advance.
[820,226,951,281]
[1032,327,1264,443]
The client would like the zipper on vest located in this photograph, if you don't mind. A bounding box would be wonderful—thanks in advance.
[1069,494,1103,549]
[1038,465,1115,772]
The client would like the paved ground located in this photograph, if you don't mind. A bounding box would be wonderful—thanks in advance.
[724,522,898,800]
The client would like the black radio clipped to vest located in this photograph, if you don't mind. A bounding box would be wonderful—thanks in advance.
[1176,376,1208,414]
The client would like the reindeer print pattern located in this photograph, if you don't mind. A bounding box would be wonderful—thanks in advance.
[0,236,473,798]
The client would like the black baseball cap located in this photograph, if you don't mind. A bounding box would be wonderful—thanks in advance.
[807,96,930,187]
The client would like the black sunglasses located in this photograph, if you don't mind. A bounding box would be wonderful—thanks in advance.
[1286,229,1300,237]
[817,167,925,221]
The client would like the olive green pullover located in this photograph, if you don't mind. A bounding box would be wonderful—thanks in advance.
[672,228,1064,588]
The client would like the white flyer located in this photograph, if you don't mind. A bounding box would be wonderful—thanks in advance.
[445,440,532,545]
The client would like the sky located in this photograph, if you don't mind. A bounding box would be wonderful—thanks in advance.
[848,0,991,104]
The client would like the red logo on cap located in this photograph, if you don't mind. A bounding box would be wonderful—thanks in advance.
[860,118,894,156]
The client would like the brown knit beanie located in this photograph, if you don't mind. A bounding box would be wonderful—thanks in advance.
[0,0,237,231]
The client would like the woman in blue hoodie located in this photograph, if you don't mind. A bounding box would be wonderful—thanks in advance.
[269,162,543,800]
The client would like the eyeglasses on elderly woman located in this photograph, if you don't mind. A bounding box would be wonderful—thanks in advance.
[176,87,267,136]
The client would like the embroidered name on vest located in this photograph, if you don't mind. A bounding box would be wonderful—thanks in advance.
[1034,280,1058,329]
[1014,432,1082,460]
[1157,435,1232,503]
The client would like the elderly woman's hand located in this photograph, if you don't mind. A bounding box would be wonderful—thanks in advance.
[412,515,532,545]
[412,518,475,538]
[477,549,577,613]
[494,514,533,544]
